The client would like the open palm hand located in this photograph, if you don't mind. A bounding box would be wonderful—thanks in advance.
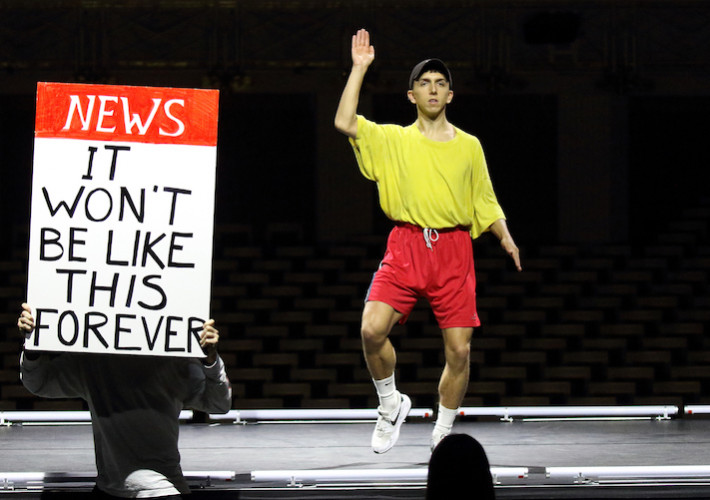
[352,29,375,67]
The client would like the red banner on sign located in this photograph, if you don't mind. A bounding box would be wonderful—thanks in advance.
[35,82,219,146]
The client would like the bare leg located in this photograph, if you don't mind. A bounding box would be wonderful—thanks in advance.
[362,301,411,453]
[430,327,473,449]
[438,327,473,410]
[361,300,403,380]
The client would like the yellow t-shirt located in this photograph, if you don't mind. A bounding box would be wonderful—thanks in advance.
[349,115,506,240]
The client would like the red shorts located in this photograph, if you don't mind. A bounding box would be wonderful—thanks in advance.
[366,223,480,329]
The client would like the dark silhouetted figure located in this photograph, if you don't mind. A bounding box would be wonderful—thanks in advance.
[427,434,495,499]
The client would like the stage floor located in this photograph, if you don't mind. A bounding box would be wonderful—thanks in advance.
[2,417,710,498]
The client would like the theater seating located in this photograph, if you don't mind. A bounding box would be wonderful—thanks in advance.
[1,199,709,411]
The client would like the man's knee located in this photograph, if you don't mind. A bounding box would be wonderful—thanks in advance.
[445,341,471,368]
[361,317,389,346]
[361,301,399,346]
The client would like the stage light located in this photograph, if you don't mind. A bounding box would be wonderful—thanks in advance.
[458,405,678,421]
[0,472,47,484]
[0,471,235,490]
[546,465,710,483]
[684,405,710,416]
[209,408,434,423]
[183,471,236,481]
[0,410,194,425]
[0,411,91,425]
[1,408,438,425]
[251,467,528,486]
[3,406,680,425]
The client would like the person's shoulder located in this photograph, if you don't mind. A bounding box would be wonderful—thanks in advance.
[452,126,483,150]
[359,117,409,139]
[453,125,480,143]
[361,116,407,131]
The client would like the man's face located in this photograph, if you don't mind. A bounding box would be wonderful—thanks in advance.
[407,70,453,114]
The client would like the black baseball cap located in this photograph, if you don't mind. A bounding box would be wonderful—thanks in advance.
[409,58,453,89]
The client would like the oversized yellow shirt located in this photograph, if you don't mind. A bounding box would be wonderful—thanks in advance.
[349,115,506,240]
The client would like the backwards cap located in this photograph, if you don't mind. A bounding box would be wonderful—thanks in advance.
[408,58,453,89]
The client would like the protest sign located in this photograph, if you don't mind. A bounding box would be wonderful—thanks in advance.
[26,82,219,357]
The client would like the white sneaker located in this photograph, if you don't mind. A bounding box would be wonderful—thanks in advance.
[371,392,412,454]
[430,428,450,452]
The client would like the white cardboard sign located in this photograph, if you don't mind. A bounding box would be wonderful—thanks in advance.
[26,82,219,357]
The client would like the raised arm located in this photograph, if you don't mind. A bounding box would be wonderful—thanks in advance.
[334,29,375,138]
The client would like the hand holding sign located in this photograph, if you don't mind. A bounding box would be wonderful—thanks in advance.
[199,319,219,365]
[18,303,34,335]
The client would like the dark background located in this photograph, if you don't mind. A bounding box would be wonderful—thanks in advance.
[1,1,709,252]
[2,0,710,413]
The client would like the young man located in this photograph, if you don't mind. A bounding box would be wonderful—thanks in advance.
[334,29,522,453]
[17,303,232,498]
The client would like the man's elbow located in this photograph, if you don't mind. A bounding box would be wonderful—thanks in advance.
[334,116,357,138]
[20,373,46,397]
[213,391,233,414]
[216,400,232,414]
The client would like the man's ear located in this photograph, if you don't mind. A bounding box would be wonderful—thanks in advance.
[447,90,454,104]
[407,90,416,104]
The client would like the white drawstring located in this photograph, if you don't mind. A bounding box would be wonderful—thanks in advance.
[423,228,439,250]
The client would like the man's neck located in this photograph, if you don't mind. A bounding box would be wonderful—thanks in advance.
[415,113,455,142]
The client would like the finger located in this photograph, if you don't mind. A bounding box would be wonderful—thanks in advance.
[356,29,369,49]
[200,336,218,348]
[199,329,219,347]
[511,250,522,271]
[18,317,34,333]
[200,328,217,338]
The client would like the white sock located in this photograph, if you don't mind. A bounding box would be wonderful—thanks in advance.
[373,374,399,414]
[433,404,458,436]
